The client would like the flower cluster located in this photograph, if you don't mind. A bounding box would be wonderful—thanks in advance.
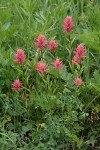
[63,16,74,33]
[35,59,63,74]
[12,80,23,91]
[72,44,86,65]
[35,34,47,49]
[35,35,58,51]
[12,15,85,92]
[14,49,26,64]
[36,62,48,73]
[74,78,83,86]
[72,56,81,65]
[53,59,62,71]
[48,40,58,51]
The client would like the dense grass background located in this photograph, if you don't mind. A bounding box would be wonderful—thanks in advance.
[0,0,100,149]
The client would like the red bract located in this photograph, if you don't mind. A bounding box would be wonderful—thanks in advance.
[35,34,47,49]
[36,62,48,73]
[53,59,63,71]
[63,16,74,33]
[75,44,86,59]
[74,78,83,86]
[48,40,58,51]
[12,80,23,91]
[14,49,26,64]
[72,56,81,65]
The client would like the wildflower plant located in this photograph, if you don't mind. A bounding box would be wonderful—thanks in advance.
[0,1,100,149]
[6,15,97,150]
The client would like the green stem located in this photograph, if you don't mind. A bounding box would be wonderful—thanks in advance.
[85,94,100,111]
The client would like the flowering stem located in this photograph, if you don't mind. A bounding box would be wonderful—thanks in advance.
[40,50,44,61]
[85,94,100,111]
[25,101,28,108]
[68,34,72,59]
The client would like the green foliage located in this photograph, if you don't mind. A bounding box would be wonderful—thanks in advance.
[0,0,100,150]
[91,70,100,91]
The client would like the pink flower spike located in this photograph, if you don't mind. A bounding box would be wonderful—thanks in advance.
[35,34,47,49]
[72,56,81,65]
[36,62,48,73]
[75,44,86,59]
[14,49,26,64]
[12,80,23,91]
[74,78,83,86]
[48,40,58,51]
[53,59,63,71]
[63,16,74,33]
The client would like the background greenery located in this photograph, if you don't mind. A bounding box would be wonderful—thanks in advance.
[0,0,100,149]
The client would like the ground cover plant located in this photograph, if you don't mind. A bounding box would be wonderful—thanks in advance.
[0,0,100,150]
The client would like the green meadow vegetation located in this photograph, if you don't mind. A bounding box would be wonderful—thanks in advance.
[0,0,100,149]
